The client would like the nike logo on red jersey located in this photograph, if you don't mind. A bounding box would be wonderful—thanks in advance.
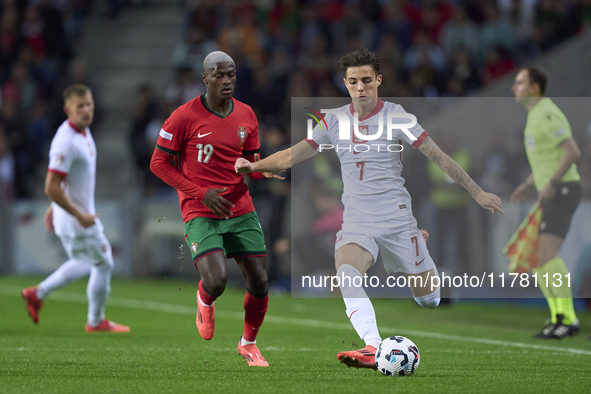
[198,132,212,138]
[415,258,425,266]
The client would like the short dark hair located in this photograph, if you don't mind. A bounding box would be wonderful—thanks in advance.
[63,83,91,103]
[523,66,548,95]
[339,47,380,77]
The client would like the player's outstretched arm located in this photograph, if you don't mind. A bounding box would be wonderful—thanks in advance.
[253,153,285,180]
[236,139,318,174]
[418,137,504,214]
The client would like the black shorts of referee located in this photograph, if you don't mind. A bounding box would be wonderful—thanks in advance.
[539,181,581,238]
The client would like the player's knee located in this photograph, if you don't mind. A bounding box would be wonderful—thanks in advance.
[94,258,113,273]
[246,271,268,296]
[206,277,228,297]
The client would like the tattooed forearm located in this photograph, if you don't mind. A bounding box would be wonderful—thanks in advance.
[417,137,483,198]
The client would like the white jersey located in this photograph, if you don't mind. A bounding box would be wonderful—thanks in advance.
[48,120,98,237]
[307,100,428,224]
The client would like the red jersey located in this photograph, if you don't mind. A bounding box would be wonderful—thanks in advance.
[155,95,260,221]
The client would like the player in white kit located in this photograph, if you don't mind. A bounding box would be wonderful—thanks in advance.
[235,48,503,368]
[21,84,129,333]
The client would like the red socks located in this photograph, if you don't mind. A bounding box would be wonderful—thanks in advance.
[198,281,217,306]
[243,292,268,342]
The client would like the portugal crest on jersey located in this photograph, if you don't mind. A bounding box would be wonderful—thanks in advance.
[237,126,248,146]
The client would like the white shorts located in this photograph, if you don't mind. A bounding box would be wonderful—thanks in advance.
[58,224,112,265]
[335,216,435,274]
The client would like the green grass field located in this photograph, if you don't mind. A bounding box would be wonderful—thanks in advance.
[1,276,590,393]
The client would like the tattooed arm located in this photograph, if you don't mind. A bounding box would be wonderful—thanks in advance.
[418,137,504,214]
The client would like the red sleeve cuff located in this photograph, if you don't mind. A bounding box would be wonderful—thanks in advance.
[48,168,67,178]
[247,172,265,179]
[412,131,429,149]
[306,138,319,150]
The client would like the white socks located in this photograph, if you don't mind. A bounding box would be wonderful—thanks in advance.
[86,258,114,326]
[414,291,440,308]
[414,266,441,308]
[240,337,256,346]
[37,259,91,299]
[198,294,212,307]
[337,264,381,349]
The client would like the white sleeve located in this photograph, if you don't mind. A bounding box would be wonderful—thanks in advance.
[48,134,75,176]
[392,104,428,148]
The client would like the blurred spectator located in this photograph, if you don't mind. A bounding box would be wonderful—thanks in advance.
[171,26,218,76]
[21,6,47,59]
[164,67,204,108]
[375,0,413,51]
[481,47,516,85]
[217,4,264,66]
[143,101,172,195]
[420,1,455,44]
[449,49,482,92]
[440,6,479,57]
[130,83,159,171]
[478,3,517,62]
[403,29,447,73]
[375,34,403,77]
[2,62,39,113]
[1,99,29,197]
[37,0,70,60]
[26,99,51,170]
[267,46,293,88]
[0,6,20,82]
[0,124,16,200]
[248,67,285,120]
[534,0,579,48]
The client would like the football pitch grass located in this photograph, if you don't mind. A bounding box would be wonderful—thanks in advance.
[1,276,590,393]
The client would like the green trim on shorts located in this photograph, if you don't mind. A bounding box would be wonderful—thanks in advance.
[184,211,266,263]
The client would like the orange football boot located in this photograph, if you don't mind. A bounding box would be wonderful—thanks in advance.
[85,319,130,333]
[22,287,43,324]
[337,345,377,369]
[196,290,215,340]
[237,340,269,367]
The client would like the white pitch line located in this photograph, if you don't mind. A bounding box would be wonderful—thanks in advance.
[3,286,590,356]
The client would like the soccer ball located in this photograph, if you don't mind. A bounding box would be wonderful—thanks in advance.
[375,336,420,376]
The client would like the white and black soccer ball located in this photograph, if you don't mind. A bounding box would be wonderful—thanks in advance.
[375,336,420,376]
